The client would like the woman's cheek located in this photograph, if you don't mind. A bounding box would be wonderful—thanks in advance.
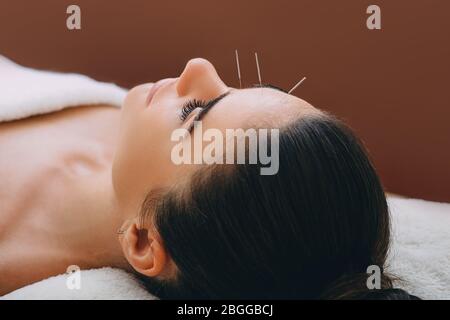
[112,116,169,204]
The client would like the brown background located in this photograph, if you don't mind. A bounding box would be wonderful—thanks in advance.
[0,0,449,202]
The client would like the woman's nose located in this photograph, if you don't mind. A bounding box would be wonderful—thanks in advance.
[176,58,227,99]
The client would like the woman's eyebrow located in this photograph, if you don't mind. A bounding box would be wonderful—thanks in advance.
[187,84,283,132]
[198,92,230,120]
[195,84,284,122]
[186,91,230,132]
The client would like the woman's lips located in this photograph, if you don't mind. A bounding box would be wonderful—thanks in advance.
[146,78,176,107]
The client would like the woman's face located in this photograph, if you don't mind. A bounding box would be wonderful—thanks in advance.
[112,58,317,216]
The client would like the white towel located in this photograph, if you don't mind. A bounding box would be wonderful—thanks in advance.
[1,268,156,300]
[0,56,449,299]
[0,55,126,122]
[387,197,450,299]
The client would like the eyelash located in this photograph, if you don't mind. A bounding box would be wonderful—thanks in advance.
[180,99,207,121]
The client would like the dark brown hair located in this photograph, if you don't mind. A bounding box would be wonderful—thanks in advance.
[137,114,419,300]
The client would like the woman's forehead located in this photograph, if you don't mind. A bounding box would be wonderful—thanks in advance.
[202,87,317,130]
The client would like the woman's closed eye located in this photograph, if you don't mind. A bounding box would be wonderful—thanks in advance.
[180,92,230,123]
[180,99,207,121]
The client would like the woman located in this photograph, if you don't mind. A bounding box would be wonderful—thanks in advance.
[0,58,418,299]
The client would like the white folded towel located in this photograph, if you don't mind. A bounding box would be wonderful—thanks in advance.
[0,55,126,122]
[0,56,448,300]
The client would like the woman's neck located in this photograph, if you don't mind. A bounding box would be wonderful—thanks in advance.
[61,167,131,271]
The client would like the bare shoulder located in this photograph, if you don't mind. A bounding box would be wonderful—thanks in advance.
[0,104,121,295]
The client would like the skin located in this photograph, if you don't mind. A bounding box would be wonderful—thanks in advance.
[0,58,317,295]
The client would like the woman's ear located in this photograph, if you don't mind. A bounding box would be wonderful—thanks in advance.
[119,220,167,278]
